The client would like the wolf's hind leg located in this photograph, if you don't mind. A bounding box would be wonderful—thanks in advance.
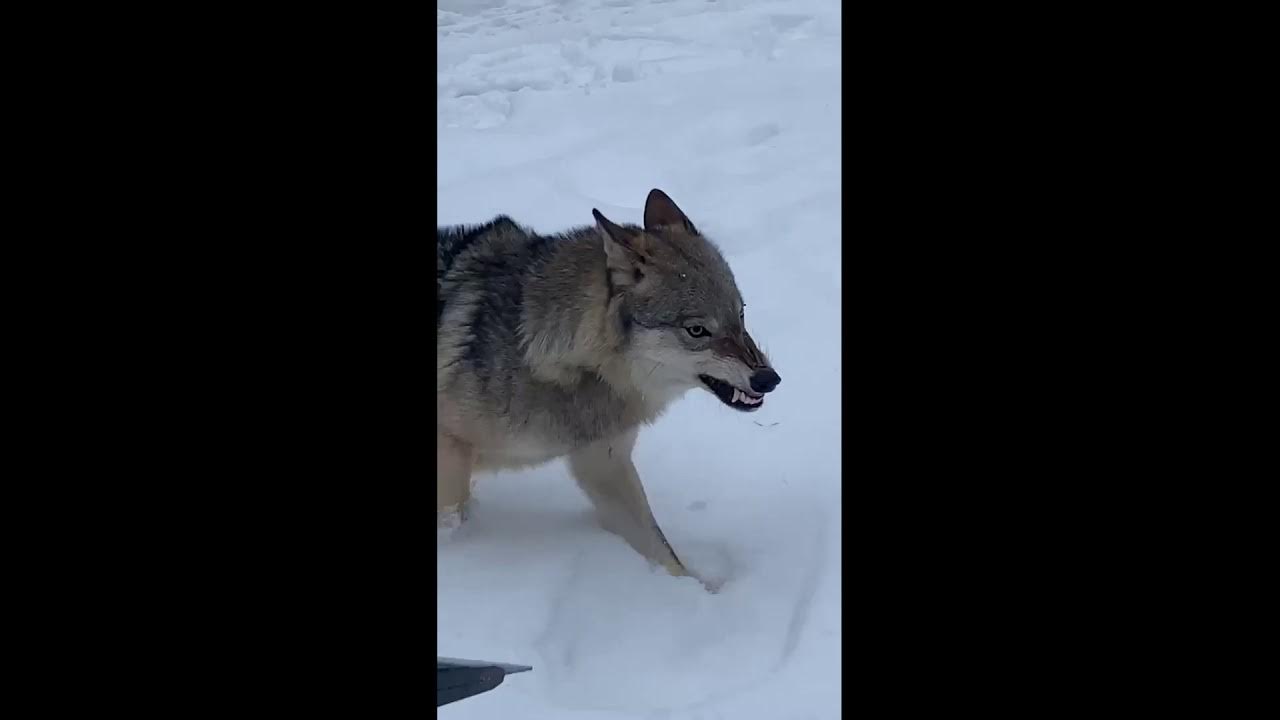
[438,432,473,530]
[567,429,692,579]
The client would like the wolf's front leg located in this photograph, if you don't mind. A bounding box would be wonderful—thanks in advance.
[438,431,473,530]
[567,429,693,580]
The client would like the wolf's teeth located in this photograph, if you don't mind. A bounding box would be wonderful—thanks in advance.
[732,389,743,403]
[747,395,761,404]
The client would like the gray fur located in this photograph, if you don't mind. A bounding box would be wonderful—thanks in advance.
[437,189,780,587]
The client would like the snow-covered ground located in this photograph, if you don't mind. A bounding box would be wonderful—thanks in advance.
[438,0,841,716]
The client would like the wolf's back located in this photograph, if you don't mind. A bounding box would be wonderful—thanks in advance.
[437,226,465,328]
[436,216,532,329]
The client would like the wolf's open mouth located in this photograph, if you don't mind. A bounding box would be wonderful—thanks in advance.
[699,374,764,412]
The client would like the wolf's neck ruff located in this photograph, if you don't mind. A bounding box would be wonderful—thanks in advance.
[521,234,634,376]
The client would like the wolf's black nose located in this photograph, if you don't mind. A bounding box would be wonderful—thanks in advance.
[750,369,781,394]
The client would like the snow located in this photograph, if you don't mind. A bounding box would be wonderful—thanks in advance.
[437,0,841,716]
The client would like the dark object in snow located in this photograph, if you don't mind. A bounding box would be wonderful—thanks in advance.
[437,656,532,707]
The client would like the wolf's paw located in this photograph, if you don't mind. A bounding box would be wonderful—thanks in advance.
[657,559,722,593]
[670,541,734,593]
[437,507,463,529]
[436,503,468,542]
[699,575,726,594]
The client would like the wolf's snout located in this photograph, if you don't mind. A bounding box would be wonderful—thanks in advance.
[749,369,781,394]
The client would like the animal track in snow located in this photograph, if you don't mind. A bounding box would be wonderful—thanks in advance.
[745,122,780,145]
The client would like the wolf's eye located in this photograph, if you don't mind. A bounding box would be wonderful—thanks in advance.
[686,325,709,338]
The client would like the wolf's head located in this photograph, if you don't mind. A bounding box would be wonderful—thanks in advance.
[593,189,781,412]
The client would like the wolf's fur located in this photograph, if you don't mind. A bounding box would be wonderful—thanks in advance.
[437,189,780,582]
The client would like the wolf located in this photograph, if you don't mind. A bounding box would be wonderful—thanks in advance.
[437,189,781,583]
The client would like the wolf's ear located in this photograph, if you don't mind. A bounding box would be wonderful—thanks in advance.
[644,188,700,235]
[593,208,650,286]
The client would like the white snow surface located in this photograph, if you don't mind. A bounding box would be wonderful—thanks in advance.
[438,0,841,717]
